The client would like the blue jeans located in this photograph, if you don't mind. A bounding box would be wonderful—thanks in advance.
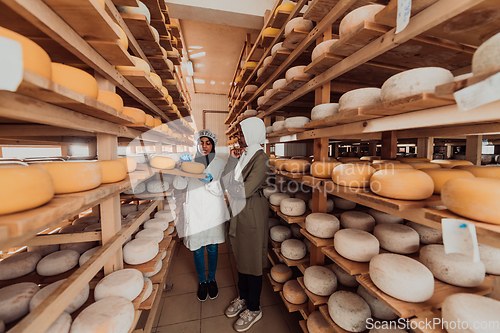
[193,244,218,283]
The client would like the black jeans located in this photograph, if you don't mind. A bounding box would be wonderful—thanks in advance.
[237,272,263,311]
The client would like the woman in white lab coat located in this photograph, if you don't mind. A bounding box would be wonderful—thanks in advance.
[177,129,229,302]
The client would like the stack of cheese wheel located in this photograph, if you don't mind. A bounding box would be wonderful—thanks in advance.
[0,282,40,324]
[305,213,340,239]
[283,280,308,304]
[334,229,379,262]
[34,161,103,194]
[420,245,485,287]
[30,279,89,314]
[97,90,123,112]
[339,88,381,112]
[270,264,292,283]
[339,4,385,36]
[280,198,306,217]
[281,239,307,260]
[441,177,500,224]
[373,223,420,254]
[421,168,474,194]
[406,221,442,245]
[431,159,474,168]
[442,294,500,333]
[270,225,292,243]
[453,165,500,179]
[285,66,314,82]
[472,31,500,75]
[327,291,371,332]
[122,107,147,124]
[97,160,127,183]
[340,211,376,232]
[381,67,454,102]
[311,39,339,61]
[333,163,375,188]
[304,266,337,296]
[51,63,99,98]
[284,17,313,37]
[0,165,55,215]
[311,103,339,121]
[370,169,434,200]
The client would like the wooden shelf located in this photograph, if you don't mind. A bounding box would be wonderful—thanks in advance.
[322,246,369,276]
[299,320,309,333]
[318,305,366,333]
[270,49,292,66]
[138,284,159,310]
[297,277,329,306]
[137,39,163,57]
[267,128,308,137]
[356,274,494,319]
[301,175,324,188]
[301,229,334,248]
[282,29,309,49]
[268,202,280,213]
[159,37,173,51]
[361,93,455,117]
[267,273,284,292]
[280,291,308,312]
[277,210,309,224]
[277,170,305,178]
[435,69,500,100]
[269,236,282,249]
[121,13,157,41]
[270,10,291,29]
[256,65,279,83]
[88,38,135,66]
[274,248,310,267]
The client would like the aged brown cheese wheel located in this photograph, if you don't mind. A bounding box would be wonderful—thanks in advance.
[0,282,39,324]
[307,311,334,333]
[327,291,371,332]
[304,266,337,296]
[334,229,379,262]
[373,223,420,254]
[283,280,308,304]
[270,264,292,283]
[405,222,442,245]
[340,211,376,232]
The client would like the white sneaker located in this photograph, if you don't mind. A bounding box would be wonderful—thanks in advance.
[225,297,247,318]
[233,309,262,332]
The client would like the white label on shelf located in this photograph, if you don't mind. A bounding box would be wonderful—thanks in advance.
[396,0,412,34]
[442,218,480,262]
[454,72,500,111]
[0,37,23,92]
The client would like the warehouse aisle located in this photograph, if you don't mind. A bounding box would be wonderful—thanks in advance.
[152,242,303,333]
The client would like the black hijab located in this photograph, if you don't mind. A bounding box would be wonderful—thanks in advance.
[194,136,216,167]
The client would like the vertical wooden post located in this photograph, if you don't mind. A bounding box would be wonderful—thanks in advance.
[97,133,123,275]
[368,141,377,156]
[495,145,500,155]
[94,72,116,92]
[417,137,434,160]
[333,143,339,158]
[88,139,97,158]
[381,131,397,160]
[466,135,483,165]
[60,145,69,157]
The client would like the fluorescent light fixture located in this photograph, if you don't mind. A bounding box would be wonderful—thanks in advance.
[188,46,203,49]
[190,51,206,59]
[186,60,194,76]
[194,78,205,84]
[210,80,215,85]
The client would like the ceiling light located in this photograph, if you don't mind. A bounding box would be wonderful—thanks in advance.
[185,60,194,76]
[210,80,215,85]
[190,52,206,59]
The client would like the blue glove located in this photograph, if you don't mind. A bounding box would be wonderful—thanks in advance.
[199,173,213,183]
[180,153,192,163]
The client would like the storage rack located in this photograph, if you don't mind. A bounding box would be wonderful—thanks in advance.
[227,0,500,332]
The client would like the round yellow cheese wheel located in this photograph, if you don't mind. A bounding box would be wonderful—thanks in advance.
[441,177,500,224]
[153,118,162,127]
[332,164,375,188]
[337,157,360,163]
[149,73,162,89]
[164,78,177,85]
[372,160,400,164]
[243,61,257,69]
[145,114,155,127]
[166,95,173,105]
[0,166,54,215]
[33,162,102,194]
[116,56,151,74]
[275,3,295,16]
[118,157,137,173]
[453,165,500,179]
[150,156,175,170]
[122,107,146,124]
[51,63,99,99]
[310,161,342,178]
[97,161,127,183]
[0,27,52,80]
[372,163,412,171]
[284,159,310,173]
[262,27,280,39]
[421,168,474,194]
[161,86,169,98]
[274,159,288,171]
[397,157,430,163]
[431,159,474,168]
[113,23,128,50]
[407,162,442,169]
[97,90,123,112]
[370,169,434,200]
[181,162,205,174]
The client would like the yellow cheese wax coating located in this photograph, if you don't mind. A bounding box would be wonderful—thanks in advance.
[33,162,102,194]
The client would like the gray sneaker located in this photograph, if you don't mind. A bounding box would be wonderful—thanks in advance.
[233,309,262,332]
[225,297,247,318]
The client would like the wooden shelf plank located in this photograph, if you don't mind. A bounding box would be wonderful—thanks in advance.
[355,191,443,212]
[271,49,292,66]
[278,170,305,179]
[132,282,150,310]
[297,276,329,306]
[299,320,309,333]
[322,246,369,276]
[159,37,173,51]
[262,34,278,48]
[87,38,135,66]
[267,128,308,137]
[282,29,309,49]
[305,108,381,129]
[269,236,282,249]
[151,19,168,37]
[167,54,181,66]
[277,210,309,224]
[256,65,279,83]
[356,274,493,319]
[361,93,456,117]
[147,56,171,70]
[283,77,310,91]
[301,175,324,188]
[137,39,163,57]
[121,13,156,41]
[280,291,308,312]
[435,69,500,100]
[267,273,284,292]
[271,10,291,29]
[167,24,180,38]
[304,53,343,76]
[318,305,364,333]
[274,248,310,267]
[269,203,280,213]
[141,0,163,20]
[112,0,138,6]
[301,229,334,248]
[138,284,159,310]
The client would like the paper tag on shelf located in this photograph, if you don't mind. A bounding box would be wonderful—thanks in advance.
[0,37,23,92]
[454,72,500,111]
[396,0,412,34]
[442,218,480,262]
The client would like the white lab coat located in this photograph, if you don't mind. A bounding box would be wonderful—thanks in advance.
[182,156,230,251]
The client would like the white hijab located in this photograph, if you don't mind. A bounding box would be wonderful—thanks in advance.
[234,117,266,181]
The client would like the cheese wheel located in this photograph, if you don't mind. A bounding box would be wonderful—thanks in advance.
[328,291,370,332]
[262,27,280,39]
[154,210,175,221]
[337,157,360,163]
[146,179,169,193]
[271,42,290,56]
[285,17,314,37]
[334,229,379,262]
[95,268,144,302]
[0,252,41,280]
[144,218,169,232]
[269,193,290,206]
[311,103,339,121]
[285,159,310,173]
[265,88,276,98]
[280,198,306,217]
[431,159,474,168]
[97,90,123,112]
[339,88,381,111]
[275,3,295,16]
[0,282,39,324]
[420,244,485,287]
[357,285,397,320]
[407,162,441,170]
[121,203,137,216]
[281,239,306,260]
[372,163,413,171]
[122,107,146,124]
[150,156,175,170]
[405,221,442,245]
[79,246,101,266]
[113,22,128,49]
[118,157,137,173]
[304,266,337,296]
[270,264,292,283]
[307,198,334,213]
[97,160,127,184]
[123,238,158,265]
[478,243,500,275]
[372,160,400,164]
[283,280,308,304]
[453,165,500,179]
[36,250,80,276]
[442,293,500,333]
[181,162,205,174]
[263,186,278,198]
[34,162,102,194]
[373,223,420,254]
[273,78,287,90]
[332,164,375,188]
[285,66,313,82]
[305,213,339,239]
[161,86,169,98]
[327,262,359,287]
[135,228,164,243]
[285,116,310,129]
[244,85,258,94]
[332,196,356,210]
[268,218,280,229]
[71,296,135,333]
[472,32,500,75]
[51,63,98,98]
[370,169,434,200]
[28,244,60,257]
[312,39,339,61]
[116,56,151,74]
[143,259,162,278]
[257,68,265,78]
[243,109,258,117]
[291,224,303,239]
[0,166,54,215]
[360,156,380,161]
[381,67,454,102]
[60,242,97,255]
[274,159,288,172]
[441,177,500,224]
[421,168,474,194]
[273,120,286,132]
[270,225,292,242]
[145,114,155,128]
[307,311,333,333]
[149,73,162,90]
[340,211,376,232]
[266,126,274,134]
[141,277,153,302]
[339,5,385,36]
[369,253,434,302]
[30,279,89,314]
[367,209,404,224]
[59,224,86,234]
[72,215,99,226]
[46,312,71,333]
[117,1,151,22]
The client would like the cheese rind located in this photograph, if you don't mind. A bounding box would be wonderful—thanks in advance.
[311,103,339,121]
[339,88,381,111]
[357,285,397,320]
[332,197,356,210]
[339,4,385,36]
[478,243,500,275]
[79,246,101,266]
[308,198,334,213]
[431,159,474,168]
[285,66,313,82]
[327,291,370,332]
[370,169,434,200]
[406,221,442,245]
[135,228,164,243]
[281,239,307,260]
[280,198,306,217]
[122,107,146,124]
[29,279,89,314]
[97,90,123,112]
[332,164,375,188]
[340,211,376,232]
[285,159,310,173]
[284,17,314,37]
[97,160,127,183]
[304,266,337,296]
[123,238,159,265]
[284,116,310,129]
[34,162,102,194]
[305,213,340,239]
[118,157,137,173]
[311,161,342,178]
[283,280,308,304]
[373,223,420,254]
[181,162,205,174]
[94,268,144,301]
[270,264,292,283]
[46,312,71,333]
[0,251,41,281]
[269,193,290,206]
[51,63,99,98]
[312,40,339,61]
[452,165,500,179]
[273,120,286,132]
[36,250,80,276]
[472,31,500,75]
[334,229,379,262]
[0,282,39,324]
[367,209,404,224]
[327,263,359,288]
[307,311,333,333]
[270,225,292,243]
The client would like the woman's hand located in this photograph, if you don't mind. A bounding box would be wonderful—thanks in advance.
[231,149,243,159]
